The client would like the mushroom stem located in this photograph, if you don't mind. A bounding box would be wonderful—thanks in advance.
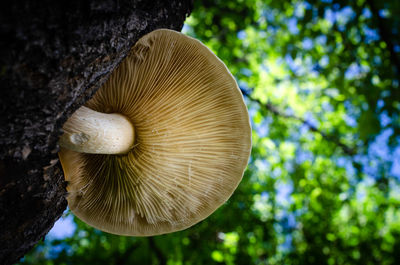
[59,106,135,154]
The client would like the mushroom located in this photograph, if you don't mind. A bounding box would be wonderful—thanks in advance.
[58,29,251,236]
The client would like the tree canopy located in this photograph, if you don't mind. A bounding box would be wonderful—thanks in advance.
[19,0,400,264]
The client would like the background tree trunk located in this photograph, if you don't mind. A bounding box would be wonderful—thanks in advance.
[0,1,193,264]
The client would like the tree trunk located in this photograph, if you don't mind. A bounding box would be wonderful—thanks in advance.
[0,1,193,264]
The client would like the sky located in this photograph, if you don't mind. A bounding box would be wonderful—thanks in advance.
[47,209,76,240]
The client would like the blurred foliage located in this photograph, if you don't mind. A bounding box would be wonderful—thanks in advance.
[19,0,400,264]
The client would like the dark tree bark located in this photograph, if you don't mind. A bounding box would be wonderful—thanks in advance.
[0,1,193,264]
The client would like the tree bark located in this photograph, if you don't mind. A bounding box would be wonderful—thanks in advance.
[0,1,193,264]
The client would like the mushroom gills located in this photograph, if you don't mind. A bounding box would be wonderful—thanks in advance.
[58,29,251,236]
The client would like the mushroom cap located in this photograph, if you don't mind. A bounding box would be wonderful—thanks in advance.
[59,29,251,236]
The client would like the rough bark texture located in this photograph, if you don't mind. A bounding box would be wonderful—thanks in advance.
[0,1,192,264]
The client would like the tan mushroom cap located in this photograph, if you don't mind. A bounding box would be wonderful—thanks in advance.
[59,29,251,236]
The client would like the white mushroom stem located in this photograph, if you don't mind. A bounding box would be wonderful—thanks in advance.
[59,106,135,154]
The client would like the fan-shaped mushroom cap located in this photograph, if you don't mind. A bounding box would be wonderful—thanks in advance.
[59,29,251,236]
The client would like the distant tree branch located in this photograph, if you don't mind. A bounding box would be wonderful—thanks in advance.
[115,241,141,265]
[366,0,400,100]
[240,88,357,156]
[149,237,166,265]
[366,0,400,76]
